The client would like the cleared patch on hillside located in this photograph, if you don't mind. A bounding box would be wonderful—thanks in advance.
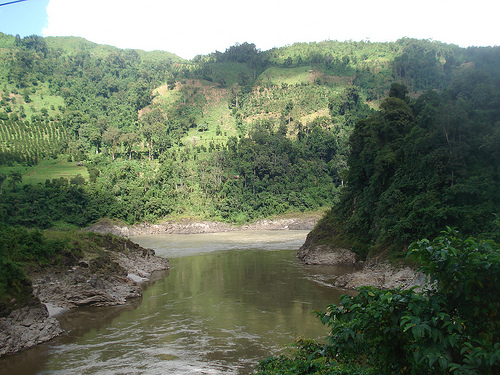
[299,109,331,124]
[258,66,313,86]
[22,159,89,185]
[155,79,237,138]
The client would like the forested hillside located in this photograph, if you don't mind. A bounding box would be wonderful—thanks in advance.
[306,78,500,260]
[0,33,498,236]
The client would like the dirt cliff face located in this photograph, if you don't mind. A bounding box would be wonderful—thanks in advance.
[0,233,170,358]
[295,211,357,265]
[297,243,357,265]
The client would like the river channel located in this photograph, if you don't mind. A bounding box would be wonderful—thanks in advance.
[0,230,355,374]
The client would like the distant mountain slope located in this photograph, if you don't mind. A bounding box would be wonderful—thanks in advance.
[0,33,498,232]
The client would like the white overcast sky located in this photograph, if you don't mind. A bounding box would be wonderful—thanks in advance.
[1,0,498,60]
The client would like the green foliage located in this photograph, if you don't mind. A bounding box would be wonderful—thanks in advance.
[1,34,499,229]
[7,170,22,191]
[409,228,500,345]
[0,256,31,315]
[0,180,115,228]
[255,338,374,374]
[0,227,66,264]
[0,226,76,314]
[316,73,500,258]
[258,230,500,374]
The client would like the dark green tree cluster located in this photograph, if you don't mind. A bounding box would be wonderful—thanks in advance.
[212,120,343,221]
[318,74,499,258]
[52,50,157,138]
[215,42,261,64]
[392,38,460,90]
[8,35,51,88]
[0,178,115,228]
[85,156,179,224]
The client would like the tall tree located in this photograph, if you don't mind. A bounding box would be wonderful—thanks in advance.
[140,107,166,160]
[121,132,140,160]
[7,171,22,192]
[102,127,121,160]
[0,174,6,195]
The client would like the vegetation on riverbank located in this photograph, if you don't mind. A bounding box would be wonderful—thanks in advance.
[0,228,151,316]
[256,229,500,374]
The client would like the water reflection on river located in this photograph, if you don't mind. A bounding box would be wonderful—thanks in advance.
[0,230,355,374]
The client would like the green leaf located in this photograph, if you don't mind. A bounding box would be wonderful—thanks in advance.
[438,355,448,370]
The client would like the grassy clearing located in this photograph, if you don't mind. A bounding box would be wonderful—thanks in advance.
[25,85,65,117]
[153,84,181,105]
[258,66,313,86]
[1,158,85,190]
[1,83,64,119]
[22,158,89,185]
[202,101,236,136]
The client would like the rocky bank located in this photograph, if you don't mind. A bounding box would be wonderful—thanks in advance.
[297,240,423,290]
[32,244,169,310]
[0,303,63,358]
[0,236,169,358]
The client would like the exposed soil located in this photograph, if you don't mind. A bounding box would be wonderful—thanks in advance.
[0,236,169,358]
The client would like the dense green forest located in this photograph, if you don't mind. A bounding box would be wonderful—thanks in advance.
[306,77,500,259]
[0,33,498,233]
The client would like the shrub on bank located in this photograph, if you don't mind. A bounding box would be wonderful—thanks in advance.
[255,228,500,374]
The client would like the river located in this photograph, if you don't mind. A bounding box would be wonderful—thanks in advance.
[0,230,355,374]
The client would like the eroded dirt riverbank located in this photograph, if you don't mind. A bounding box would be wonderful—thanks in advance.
[0,236,169,358]
[85,215,321,237]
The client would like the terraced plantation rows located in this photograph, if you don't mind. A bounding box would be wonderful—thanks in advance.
[0,120,66,162]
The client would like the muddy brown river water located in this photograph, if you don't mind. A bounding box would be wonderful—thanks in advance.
[0,230,355,374]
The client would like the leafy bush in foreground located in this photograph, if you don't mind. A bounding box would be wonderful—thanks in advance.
[255,228,500,374]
